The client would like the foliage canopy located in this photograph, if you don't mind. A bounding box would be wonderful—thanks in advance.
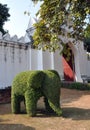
[0,3,10,34]
[84,24,90,38]
[84,23,90,52]
[31,0,90,52]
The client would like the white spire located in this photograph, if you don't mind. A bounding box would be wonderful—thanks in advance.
[27,16,38,29]
[24,16,38,43]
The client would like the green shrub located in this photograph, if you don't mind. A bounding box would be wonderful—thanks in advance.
[43,70,62,115]
[61,82,90,90]
[11,70,62,116]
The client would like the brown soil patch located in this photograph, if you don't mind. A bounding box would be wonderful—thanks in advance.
[0,88,90,130]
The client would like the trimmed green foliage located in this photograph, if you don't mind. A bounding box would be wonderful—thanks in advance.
[61,82,90,90]
[43,70,62,116]
[11,70,62,116]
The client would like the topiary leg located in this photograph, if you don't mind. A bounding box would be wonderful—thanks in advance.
[44,96,54,113]
[48,99,62,116]
[44,91,62,116]
[25,90,37,116]
[11,94,20,114]
[43,91,62,116]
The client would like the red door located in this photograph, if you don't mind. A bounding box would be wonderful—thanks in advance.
[62,46,75,81]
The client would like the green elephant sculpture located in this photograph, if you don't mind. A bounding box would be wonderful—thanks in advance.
[11,70,62,116]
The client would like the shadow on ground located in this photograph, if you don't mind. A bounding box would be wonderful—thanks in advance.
[0,124,35,130]
[62,107,90,120]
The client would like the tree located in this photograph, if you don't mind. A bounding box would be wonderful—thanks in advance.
[31,0,90,52]
[84,24,90,38]
[84,24,90,52]
[0,3,10,34]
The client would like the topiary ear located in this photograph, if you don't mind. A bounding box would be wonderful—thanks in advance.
[27,71,45,89]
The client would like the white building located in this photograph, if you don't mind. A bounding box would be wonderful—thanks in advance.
[0,17,90,89]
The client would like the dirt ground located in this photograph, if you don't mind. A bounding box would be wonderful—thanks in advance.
[0,88,90,130]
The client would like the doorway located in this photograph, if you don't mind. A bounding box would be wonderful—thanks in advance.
[62,45,75,81]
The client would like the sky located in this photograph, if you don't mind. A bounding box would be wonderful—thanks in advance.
[0,0,41,37]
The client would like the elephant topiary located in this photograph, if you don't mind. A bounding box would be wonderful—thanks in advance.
[11,70,62,116]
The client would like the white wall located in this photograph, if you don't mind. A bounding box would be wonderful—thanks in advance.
[53,51,63,78]
[43,51,54,70]
[0,39,90,89]
[69,42,90,82]
[29,49,43,70]
[87,60,90,77]
[0,41,29,89]
[69,43,83,82]
[0,41,63,89]
[78,42,87,76]
[29,49,63,76]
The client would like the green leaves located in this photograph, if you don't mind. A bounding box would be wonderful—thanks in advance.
[0,3,10,34]
[84,24,90,38]
[32,0,90,53]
